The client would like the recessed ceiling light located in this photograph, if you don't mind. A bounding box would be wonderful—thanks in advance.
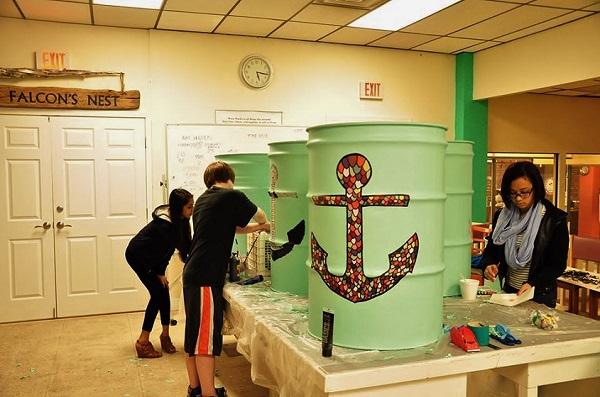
[93,0,163,10]
[349,0,460,31]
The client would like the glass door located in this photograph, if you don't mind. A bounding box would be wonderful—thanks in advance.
[486,153,557,223]
[565,154,600,238]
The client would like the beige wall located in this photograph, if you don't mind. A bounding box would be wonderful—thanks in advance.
[488,93,600,207]
[0,17,455,206]
[488,93,600,154]
[474,13,600,100]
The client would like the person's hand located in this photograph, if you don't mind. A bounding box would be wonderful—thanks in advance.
[484,264,499,282]
[158,275,169,288]
[260,221,271,233]
[517,282,532,296]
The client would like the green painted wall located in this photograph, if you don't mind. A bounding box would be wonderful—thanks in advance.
[455,53,488,223]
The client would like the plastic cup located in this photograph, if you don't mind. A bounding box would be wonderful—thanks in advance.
[459,279,479,301]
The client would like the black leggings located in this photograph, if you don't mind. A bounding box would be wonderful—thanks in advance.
[132,266,171,332]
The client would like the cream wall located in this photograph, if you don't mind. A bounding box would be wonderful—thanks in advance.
[474,13,600,100]
[0,17,455,206]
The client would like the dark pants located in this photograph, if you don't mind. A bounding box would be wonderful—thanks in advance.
[132,265,171,332]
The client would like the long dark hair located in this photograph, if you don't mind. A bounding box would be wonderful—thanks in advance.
[500,161,546,207]
[169,188,193,261]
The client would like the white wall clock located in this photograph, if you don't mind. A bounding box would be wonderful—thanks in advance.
[239,55,273,89]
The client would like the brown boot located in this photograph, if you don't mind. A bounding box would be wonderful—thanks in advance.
[160,334,176,354]
[135,340,162,358]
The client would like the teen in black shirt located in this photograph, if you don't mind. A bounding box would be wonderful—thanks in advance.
[183,161,270,397]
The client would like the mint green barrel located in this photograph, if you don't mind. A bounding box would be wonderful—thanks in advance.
[214,153,270,256]
[268,141,308,296]
[307,122,447,350]
[443,141,474,296]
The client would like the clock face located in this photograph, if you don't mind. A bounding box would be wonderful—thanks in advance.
[240,55,272,89]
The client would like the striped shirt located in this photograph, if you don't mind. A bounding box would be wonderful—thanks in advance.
[507,205,546,289]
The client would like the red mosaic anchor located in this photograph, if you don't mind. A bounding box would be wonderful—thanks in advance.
[311,153,419,302]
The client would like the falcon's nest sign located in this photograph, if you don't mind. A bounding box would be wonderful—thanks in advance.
[0,85,140,110]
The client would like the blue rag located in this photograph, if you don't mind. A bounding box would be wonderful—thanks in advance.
[489,324,521,346]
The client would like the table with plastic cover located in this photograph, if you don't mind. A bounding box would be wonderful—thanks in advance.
[223,281,600,397]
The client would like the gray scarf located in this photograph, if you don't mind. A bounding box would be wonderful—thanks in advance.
[491,201,544,269]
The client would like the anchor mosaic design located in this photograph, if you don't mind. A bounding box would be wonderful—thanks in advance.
[311,153,419,302]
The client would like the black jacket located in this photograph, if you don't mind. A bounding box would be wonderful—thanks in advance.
[481,198,569,307]
[125,205,188,276]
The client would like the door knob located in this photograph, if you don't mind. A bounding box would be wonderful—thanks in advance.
[56,205,64,213]
[56,222,72,229]
[34,222,52,230]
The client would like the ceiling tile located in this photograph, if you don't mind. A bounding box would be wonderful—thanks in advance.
[319,27,389,45]
[451,4,570,40]
[454,40,502,52]
[529,0,598,9]
[157,11,223,32]
[555,79,600,90]
[269,21,338,40]
[215,16,283,36]
[401,0,519,36]
[494,10,592,41]
[93,5,159,29]
[230,0,311,20]
[0,0,22,18]
[583,2,600,10]
[18,0,90,24]
[163,0,238,14]
[548,89,590,96]
[368,32,439,49]
[578,85,600,94]
[529,87,561,93]
[292,4,367,25]
[413,36,484,53]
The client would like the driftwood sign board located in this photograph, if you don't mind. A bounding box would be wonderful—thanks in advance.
[0,85,140,110]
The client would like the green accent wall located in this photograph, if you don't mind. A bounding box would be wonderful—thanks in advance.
[455,53,488,223]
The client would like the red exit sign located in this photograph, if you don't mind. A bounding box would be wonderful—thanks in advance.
[36,50,70,70]
[359,81,383,100]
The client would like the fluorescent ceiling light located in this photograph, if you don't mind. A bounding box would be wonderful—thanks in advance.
[349,0,460,31]
[93,0,163,10]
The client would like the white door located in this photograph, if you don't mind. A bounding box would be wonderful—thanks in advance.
[0,115,56,322]
[52,117,148,317]
[0,115,148,322]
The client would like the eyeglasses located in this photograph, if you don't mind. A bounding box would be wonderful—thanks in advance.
[509,190,533,200]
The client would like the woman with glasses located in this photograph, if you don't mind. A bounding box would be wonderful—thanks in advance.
[481,161,568,308]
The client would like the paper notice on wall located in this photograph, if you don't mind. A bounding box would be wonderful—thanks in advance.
[215,110,282,126]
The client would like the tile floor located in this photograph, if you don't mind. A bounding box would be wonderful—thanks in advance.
[1,312,269,397]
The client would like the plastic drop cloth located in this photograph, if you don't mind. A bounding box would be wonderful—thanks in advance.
[224,281,600,397]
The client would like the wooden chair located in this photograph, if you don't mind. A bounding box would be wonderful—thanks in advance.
[471,223,492,285]
[471,223,491,256]
[557,235,600,319]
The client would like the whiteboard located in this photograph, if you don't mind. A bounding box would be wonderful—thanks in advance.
[167,124,307,199]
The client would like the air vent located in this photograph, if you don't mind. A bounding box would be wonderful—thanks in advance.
[312,0,388,10]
